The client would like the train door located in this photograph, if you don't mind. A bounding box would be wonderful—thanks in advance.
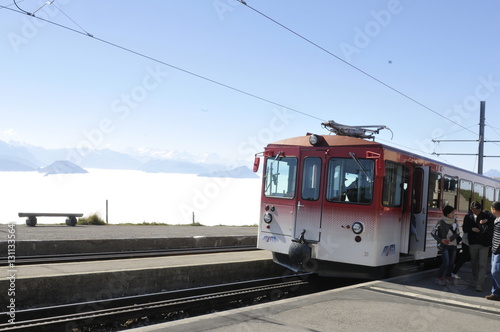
[294,151,325,243]
[409,166,429,252]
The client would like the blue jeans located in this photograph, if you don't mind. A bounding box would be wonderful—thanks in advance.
[491,253,500,296]
[437,245,457,279]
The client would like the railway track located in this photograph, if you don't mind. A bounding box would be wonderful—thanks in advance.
[0,273,316,331]
[0,245,258,265]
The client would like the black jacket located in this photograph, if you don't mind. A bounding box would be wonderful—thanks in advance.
[463,210,495,247]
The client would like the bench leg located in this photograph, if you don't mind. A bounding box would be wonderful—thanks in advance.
[66,216,77,226]
[26,216,37,227]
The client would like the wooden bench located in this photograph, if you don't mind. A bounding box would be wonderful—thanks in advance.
[18,213,84,227]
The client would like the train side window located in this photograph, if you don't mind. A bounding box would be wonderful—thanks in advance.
[474,182,485,208]
[264,157,297,198]
[485,186,495,211]
[301,157,321,200]
[443,175,458,209]
[326,162,342,201]
[496,188,500,202]
[382,161,407,207]
[459,179,472,212]
[326,158,374,204]
[428,172,442,210]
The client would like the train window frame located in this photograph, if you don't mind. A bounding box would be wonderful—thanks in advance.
[301,157,322,201]
[427,171,442,210]
[382,161,408,207]
[497,188,500,202]
[485,186,495,211]
[264,156,298,199]
[443,175,458,210]
[458,179,473,212]
[326,157,374,204]
[474,182,485,208]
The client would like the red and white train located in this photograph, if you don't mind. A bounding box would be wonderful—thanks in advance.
[254,121,500,278]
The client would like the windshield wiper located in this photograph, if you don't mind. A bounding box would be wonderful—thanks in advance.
[349,152,372,183]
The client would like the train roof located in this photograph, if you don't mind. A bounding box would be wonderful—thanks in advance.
[268,134,500,183]
[270,134,381,147]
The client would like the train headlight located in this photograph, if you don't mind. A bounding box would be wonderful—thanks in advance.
[352,222,364,234]
[309,134,319,146]
[263,213,273,224]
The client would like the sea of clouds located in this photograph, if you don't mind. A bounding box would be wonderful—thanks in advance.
[1,169,262,226]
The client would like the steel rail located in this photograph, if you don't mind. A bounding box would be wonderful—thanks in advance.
[0,245,258,265]
[0,273,314,331]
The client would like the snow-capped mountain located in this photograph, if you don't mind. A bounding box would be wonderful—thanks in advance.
[0,140,255,178]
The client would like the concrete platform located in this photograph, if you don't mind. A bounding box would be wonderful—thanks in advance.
[132,263,500,332]
[0,250,285,309]
[0,224,258,241]
[0,225,257,255]
[0,225,269,310]
[4,224,499,331]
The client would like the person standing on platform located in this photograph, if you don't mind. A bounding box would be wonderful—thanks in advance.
[463,201,494,292]
[431,205,460,285]
[451,227,470,279]
[486,201,500,301]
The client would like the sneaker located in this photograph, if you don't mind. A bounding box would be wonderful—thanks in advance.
[451,273,460,279]
[445,277,454,285]
[435,278,446,286]
[485,294,500,301]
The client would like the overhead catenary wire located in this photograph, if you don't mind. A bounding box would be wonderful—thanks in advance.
[51,1,93,37]
[485,122,500,141]
[235,1,500,171]
[12,0,30,15]
[236,0,478,137]
[13,0,92,35]
[431,124,479,142]
[2,2,497,154]
[0,3,324,122]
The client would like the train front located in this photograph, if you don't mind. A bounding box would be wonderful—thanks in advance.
[254,129,399,278]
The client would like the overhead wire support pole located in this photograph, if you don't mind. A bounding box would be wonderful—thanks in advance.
[478,101,485,175]
[431,101,499,175]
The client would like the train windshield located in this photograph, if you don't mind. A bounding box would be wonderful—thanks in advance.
[326,158,374,203]
[264,157,297,198]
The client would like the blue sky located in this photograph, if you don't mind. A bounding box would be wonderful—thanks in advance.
[1,0,500,172]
